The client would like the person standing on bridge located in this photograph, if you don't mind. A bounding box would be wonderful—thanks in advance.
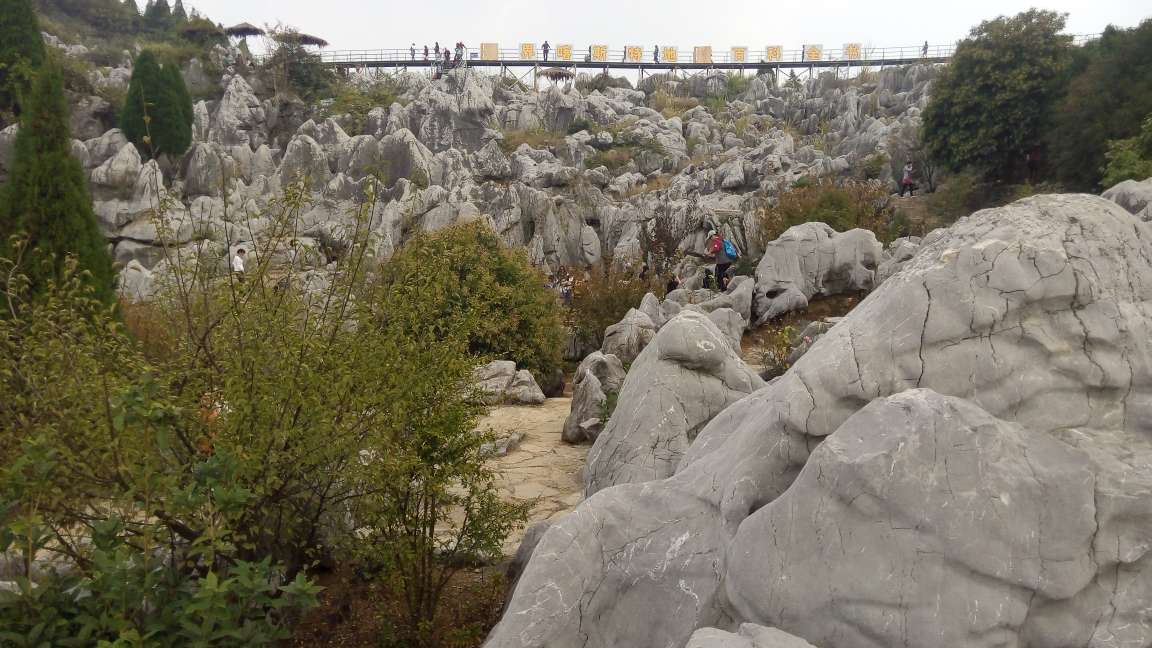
[444,48,451,67]
[542,41,551,61]
[435,42,440,57]
[423,45,429,60]
[410,44,416,60]
[653,45,660,63]
[922,41,929,57]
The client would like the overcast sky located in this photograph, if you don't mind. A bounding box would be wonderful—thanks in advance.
[189,0,1147,52]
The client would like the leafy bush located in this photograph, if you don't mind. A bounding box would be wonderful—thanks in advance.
[860,152,888,181]
[758,179,896,244]
[1101,113,1152,188]
[923,10,1072,181]
[567,117,594,134]
[725,71,752,96]
[586,146,634,170]
[650,89,698,117]
[375,221,566,379]
[262,40,337,101]
[569,261,650,350]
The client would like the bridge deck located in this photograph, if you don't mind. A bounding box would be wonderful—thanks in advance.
[327,57,950,71]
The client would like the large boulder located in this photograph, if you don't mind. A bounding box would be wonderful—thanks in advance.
[1102,177,1152,215]
[562,351,626,444]
[486,194,1152,648]
[276,135,330,189]
[474,361,546,405]
[599,308,657,365]
[378,128,434,186]
[585,311,764,495]
[752,223,882,324]
[687,625,819,648]
[209,75,265,150]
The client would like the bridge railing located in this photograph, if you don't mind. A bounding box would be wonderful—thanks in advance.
[308,34,1099,67]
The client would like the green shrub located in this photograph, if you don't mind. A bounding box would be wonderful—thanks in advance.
[569,261,650,350]
[758,179,897,244]
[725,71,752,96]
[328,79,401,134]
[1100,114,1152,188]
[499,128,565,153]
[376,221,566,379]
[586,146,634,170]
[567,117,593,134]
[860,152,888,181]
[261,41,337,101]
[0,62,114,303]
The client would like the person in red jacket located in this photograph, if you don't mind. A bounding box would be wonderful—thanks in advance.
[708,230,733,291]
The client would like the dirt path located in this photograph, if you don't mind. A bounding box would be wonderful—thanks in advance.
[478,398,588,554]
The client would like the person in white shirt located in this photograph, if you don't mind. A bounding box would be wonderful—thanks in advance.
[231,248,246,282]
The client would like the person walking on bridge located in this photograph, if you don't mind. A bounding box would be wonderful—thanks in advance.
[542,40,551,61]
[435,42,440,57]
[653,45,660,63]
[922,41,929,57]
[410,44,416,60]
[443,48,451,67]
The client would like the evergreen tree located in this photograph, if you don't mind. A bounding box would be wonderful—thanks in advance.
[172,0,187,21]
[0,63,115,302]
[162,62,193,137]
[922,10,1072,182]
[121,51,191,159]
[143,0,170,30]
[124,0,139,15]
[0,0,46,121]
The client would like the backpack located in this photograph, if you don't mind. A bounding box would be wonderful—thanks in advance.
[722,238,739,261]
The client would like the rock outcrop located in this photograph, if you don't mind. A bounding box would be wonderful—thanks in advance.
[486,194,1152,648]
[474,360,547,406]
[584,310,764,495]
[562,351,626,444]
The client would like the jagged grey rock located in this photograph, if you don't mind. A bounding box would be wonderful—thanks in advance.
[875,235,922,284]
[563,351,626,444]
[753,223,882,323]
[687,625,819,648]
[378,128,434,186]
[585,310,764,495]
[507,370,546,405]
[277,135,330,189]
[486,194,1152,648]
[209,75,265,150]
[599,308,657,365]
[1102,177,1152,215]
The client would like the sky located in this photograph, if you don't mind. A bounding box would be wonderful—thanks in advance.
[188,0,1148,53]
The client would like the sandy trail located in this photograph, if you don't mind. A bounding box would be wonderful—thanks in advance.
[477,398,588,554]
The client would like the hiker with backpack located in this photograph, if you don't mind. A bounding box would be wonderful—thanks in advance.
[708,230,738,291]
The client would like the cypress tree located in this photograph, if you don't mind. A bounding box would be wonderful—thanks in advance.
[124,0,139,15]
[162,62,193,133]
[121,51,191,159]
[0,0,46,121]
[172,0,187,22]
[0,63,115,302]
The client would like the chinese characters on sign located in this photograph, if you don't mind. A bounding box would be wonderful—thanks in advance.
[480,43,499,60]
[520,43,536,59]
[661,46,678,63]
[591,45,608,62]
[843,43,862,60]
[556,44,573,61]
[693,46,713,64]
[804,44,823,61]
[765,46,783,62]
[625,46,643,62]
[730,47,748,63]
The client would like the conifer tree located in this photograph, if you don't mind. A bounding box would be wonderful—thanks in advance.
[0,63,115,302]
[172,0,187,21]
[121,51,191,159]
[0,0,46,121]
[124,0,140,15]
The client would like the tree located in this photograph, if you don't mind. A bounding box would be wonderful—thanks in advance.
[922,10,1072,181]
[0,0,46,122]
[172,0,187,21]
[120,51,192,159]
[0,63,114,303]
[375,221,566,380]
[1047,20,1152,190]
[143,0,170,30]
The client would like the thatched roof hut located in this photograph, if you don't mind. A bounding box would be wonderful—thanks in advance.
[224,22,265,38]
[273,31,329,48]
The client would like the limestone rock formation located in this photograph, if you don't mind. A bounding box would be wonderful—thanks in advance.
[584,310,764,495]
[1103,176,1152,216]
[687,625,819,648]
[752,223,882,324]
[474,361,547,406]
[562,351,626,444]
[599,308,657,365]
[486,194,1152,648]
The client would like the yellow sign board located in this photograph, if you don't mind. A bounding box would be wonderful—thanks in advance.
[625,46,643,62]
[843,43,862,60]
[591,45,608,62]
[556,44,573,61]
[661,46,677,63]
[480,43,499,61]
[730,47,748,63]
[693,46,713,64]
[804,44,823,61]
[519,43,536,60]
[765,45,783,62]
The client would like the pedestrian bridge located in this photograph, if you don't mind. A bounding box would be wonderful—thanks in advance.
[318,35,1099,72]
